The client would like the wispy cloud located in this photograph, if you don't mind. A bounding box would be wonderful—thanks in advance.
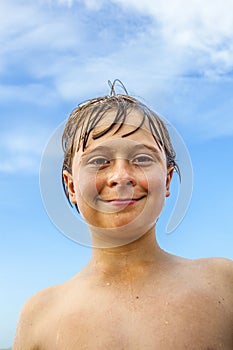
[1,0,233,140]
[2,1,233,87]
[53,0,233,76]
[0,84,58,105]
[0,126,51,174]
[52,0,104,9]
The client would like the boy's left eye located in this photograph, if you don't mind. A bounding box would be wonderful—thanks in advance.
[132,155,154,164]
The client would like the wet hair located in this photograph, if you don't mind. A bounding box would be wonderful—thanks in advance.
[62,80,180,204]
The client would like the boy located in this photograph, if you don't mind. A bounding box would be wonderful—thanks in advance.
[13,82,233,349]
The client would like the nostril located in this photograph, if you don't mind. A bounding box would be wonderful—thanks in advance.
[126,180,134,186]
[111,179,135,187]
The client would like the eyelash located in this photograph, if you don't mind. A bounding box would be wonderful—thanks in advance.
[87,155,155,169]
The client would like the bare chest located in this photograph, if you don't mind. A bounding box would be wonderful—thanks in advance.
[42,287,232,350]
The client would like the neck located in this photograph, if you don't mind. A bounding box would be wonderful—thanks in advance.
[87,228,168,281]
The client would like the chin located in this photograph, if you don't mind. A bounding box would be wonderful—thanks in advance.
[88,214,157,248]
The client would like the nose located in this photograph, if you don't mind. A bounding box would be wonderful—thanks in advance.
[107,159,137,187]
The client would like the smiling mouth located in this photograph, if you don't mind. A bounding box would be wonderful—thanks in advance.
[99,196,146,206]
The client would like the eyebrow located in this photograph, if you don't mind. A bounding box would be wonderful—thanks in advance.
[132,144,162,155]
[80,143,163,159]
[80,145,112,157]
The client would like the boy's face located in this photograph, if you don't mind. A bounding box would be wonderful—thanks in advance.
[63,109,173,243]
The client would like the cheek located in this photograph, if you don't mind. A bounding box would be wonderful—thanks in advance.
[143,168,167,196]
[93,171,106,194]
[73,167,99,209]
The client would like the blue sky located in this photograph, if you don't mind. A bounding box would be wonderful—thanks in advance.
[1,0,233,347]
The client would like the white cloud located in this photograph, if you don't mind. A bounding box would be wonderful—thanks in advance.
[121,0,233,76]
[1,0,233,140]
[0,1,84,75]
[54,0,233,76]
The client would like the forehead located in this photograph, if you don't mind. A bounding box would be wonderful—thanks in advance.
[85,109,153,146]
[86,108,152,141]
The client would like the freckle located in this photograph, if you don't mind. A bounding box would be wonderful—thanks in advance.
[136,296,139,299]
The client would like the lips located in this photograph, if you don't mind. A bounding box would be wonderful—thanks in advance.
[99,195,146,206]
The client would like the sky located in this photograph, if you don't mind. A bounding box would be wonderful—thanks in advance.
[1,0,233,347]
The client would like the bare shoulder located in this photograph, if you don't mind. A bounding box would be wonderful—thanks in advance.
[12,273,87,350]
[13,284,61,350]
[191,257,233,303]
[194,256,233,281]
[171,255,233,301]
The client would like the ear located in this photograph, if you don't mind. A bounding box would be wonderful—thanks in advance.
[63,170,77,204]
[166,166,174,198]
